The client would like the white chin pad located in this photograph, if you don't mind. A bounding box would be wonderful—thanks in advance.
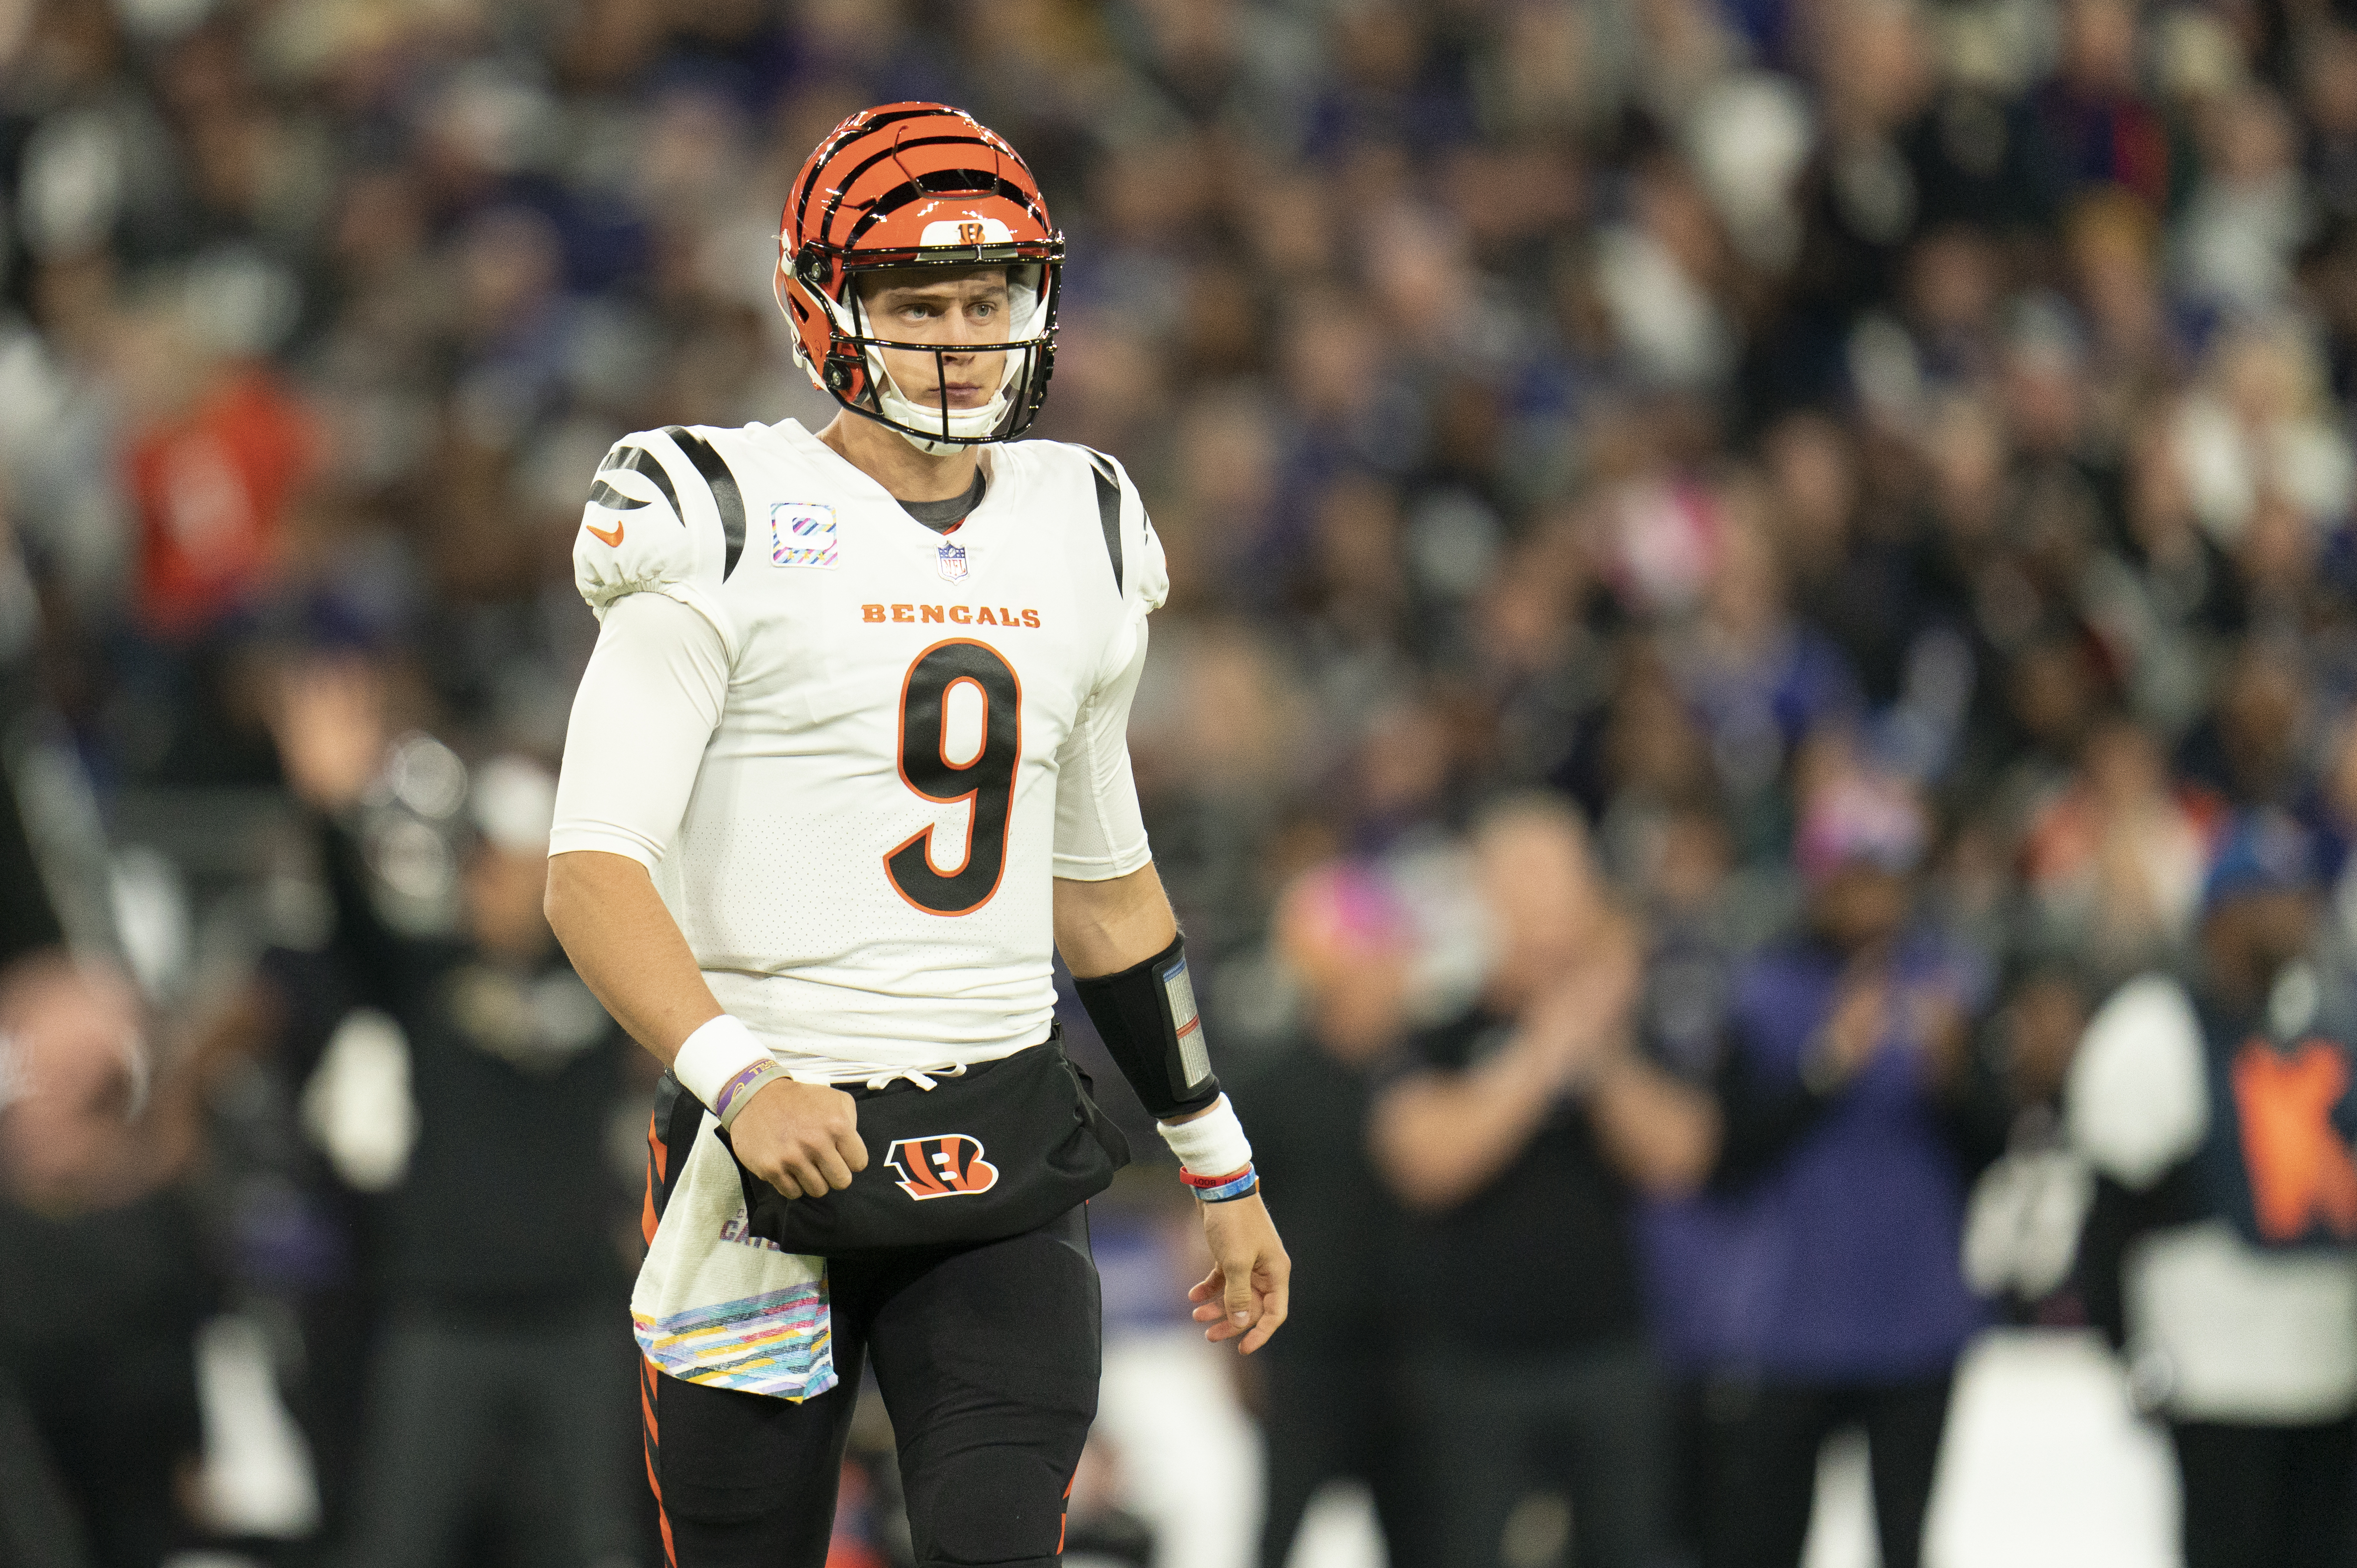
[873,355,1018,448]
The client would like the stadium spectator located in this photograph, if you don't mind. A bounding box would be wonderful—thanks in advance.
[2068,811,2357,1568]
[0,459,207,1568]
[1370,796,1709,1568]
[2017,713,2220,987]
[239,658,638,1568]
[1687,758,2007,1568]
[1227,860,1428,1568]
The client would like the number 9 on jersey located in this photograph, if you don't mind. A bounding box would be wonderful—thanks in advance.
[887,640,1023,916]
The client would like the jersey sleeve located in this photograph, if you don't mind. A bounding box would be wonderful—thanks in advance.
[1077,446,1168,669]
[2066,972,2210,1189]
[549,592,729,869]
[1052,615,1153,881]
[1053,447,1162,882]
[1110,451,1169,623]
[571,428,742,659]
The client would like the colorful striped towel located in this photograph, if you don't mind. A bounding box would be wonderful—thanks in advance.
[631,1110,835,1400]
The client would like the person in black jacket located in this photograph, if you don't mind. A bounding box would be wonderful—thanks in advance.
[1228,860,1429,1568]
[259,657,637,1568]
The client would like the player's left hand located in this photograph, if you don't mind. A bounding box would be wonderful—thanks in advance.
[1189,1192,1289,1354]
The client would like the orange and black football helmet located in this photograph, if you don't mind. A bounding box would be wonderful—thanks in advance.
[777,103,1062,452]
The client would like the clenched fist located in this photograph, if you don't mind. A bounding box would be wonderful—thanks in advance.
[730,1079,867,1198]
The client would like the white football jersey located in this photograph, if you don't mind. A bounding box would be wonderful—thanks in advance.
[550,418,1166,1079]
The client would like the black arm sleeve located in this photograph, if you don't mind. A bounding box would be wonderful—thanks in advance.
[1072,933,1223,1121]
[2074,1162,2200,1352]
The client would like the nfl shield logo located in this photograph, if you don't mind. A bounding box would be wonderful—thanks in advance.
[936,542,969,582]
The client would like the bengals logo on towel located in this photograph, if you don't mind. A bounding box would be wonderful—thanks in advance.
[886,1135,1001,1200]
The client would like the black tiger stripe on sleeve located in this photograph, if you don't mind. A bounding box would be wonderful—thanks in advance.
[597,442,685,521]
[1080,447,1122,599]
[665,426,748,581]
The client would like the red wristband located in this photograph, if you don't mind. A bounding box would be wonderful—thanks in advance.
[1181,1164,1252,1189]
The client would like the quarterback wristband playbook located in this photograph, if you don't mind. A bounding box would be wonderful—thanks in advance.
[1074,933,1221,1120]
[673,1014,787,1130]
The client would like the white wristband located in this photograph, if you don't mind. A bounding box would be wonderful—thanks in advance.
[1156,1094,1253,1178]
[671,1014,776,1123]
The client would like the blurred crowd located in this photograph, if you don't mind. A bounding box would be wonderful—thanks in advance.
[11,0,2357,1565]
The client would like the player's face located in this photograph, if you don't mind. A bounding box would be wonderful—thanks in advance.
[857,268,1012,411]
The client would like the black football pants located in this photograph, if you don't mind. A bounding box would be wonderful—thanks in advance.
[639,1202,1101,1568]
[2170,1415,2357,1568]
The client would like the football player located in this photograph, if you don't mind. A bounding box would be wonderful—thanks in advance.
[544,104,1289,1567]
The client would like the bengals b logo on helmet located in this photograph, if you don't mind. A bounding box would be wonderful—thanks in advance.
[885,1134,1001,1200]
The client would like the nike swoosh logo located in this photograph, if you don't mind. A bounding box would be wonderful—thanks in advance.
[586,520,624,547]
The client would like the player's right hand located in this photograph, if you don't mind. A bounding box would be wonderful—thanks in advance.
[729,1079,867,1198]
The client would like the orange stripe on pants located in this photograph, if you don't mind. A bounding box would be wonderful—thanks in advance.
[641,1359,677,1568]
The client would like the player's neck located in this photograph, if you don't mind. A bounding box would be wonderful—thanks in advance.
[817,413,986,504]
